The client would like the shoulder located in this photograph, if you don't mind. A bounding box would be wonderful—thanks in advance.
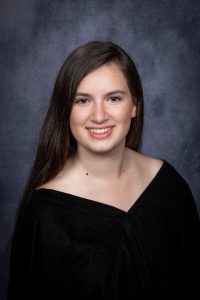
[132,151,164,174]
[15,189,68,236]
[128,149,194,198]
[131,151,200,219]
[127,149,164,181]
[36,159,75,192]
[130,149,180,179]
[19,189,57,223]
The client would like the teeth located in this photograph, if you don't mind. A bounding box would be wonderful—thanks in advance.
[90,127,112,134]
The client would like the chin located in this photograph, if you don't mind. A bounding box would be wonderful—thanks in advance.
[83,141,125,155]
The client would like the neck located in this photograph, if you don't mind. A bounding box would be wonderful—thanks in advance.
[74,145,130,181]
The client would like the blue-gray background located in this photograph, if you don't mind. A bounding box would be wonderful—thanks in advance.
[0,0,200,298]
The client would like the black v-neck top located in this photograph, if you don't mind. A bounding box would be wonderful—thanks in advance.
[7,160,200,300]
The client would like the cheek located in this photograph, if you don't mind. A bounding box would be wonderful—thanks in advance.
[111,106,134,122]
[70,108,89,126]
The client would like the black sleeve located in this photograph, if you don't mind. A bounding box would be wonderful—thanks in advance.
[181,183,200,298]
[7,196,41,300]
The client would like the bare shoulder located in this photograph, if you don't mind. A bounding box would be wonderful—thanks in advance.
[35,180,61,191]
[127,149,164,178]
[36,162,74,191]
[139,152,164,172]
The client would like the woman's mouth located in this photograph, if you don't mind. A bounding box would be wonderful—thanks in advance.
[87,126,114,138]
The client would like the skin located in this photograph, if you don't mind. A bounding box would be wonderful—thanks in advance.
[70,62,136,157]
[40,63,163,212]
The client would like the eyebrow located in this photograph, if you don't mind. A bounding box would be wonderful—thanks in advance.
[75,90,126,97]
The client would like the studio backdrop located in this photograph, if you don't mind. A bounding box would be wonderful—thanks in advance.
[0,0,200,299]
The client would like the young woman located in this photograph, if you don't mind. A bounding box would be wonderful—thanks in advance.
[7,41,200,299]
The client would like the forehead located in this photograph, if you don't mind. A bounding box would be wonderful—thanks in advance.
[76,63,129,92]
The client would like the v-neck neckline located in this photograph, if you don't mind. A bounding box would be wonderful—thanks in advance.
[35,160,168,216]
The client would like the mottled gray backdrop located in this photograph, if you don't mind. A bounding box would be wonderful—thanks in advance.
[0,0,200,298]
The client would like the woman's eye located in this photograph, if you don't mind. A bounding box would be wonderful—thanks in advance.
[109,96,121,102]
[74,98,89,104]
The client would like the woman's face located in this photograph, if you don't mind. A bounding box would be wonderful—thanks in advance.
[70,63,136,155]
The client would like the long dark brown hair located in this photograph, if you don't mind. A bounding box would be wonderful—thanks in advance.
[17,40,144,217]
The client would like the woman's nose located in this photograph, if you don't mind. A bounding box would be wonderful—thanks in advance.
[91,102,108,123]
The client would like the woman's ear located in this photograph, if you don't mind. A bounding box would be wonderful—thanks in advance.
[131,105,137,118]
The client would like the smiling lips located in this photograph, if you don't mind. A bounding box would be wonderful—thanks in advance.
[87,126,114,138]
